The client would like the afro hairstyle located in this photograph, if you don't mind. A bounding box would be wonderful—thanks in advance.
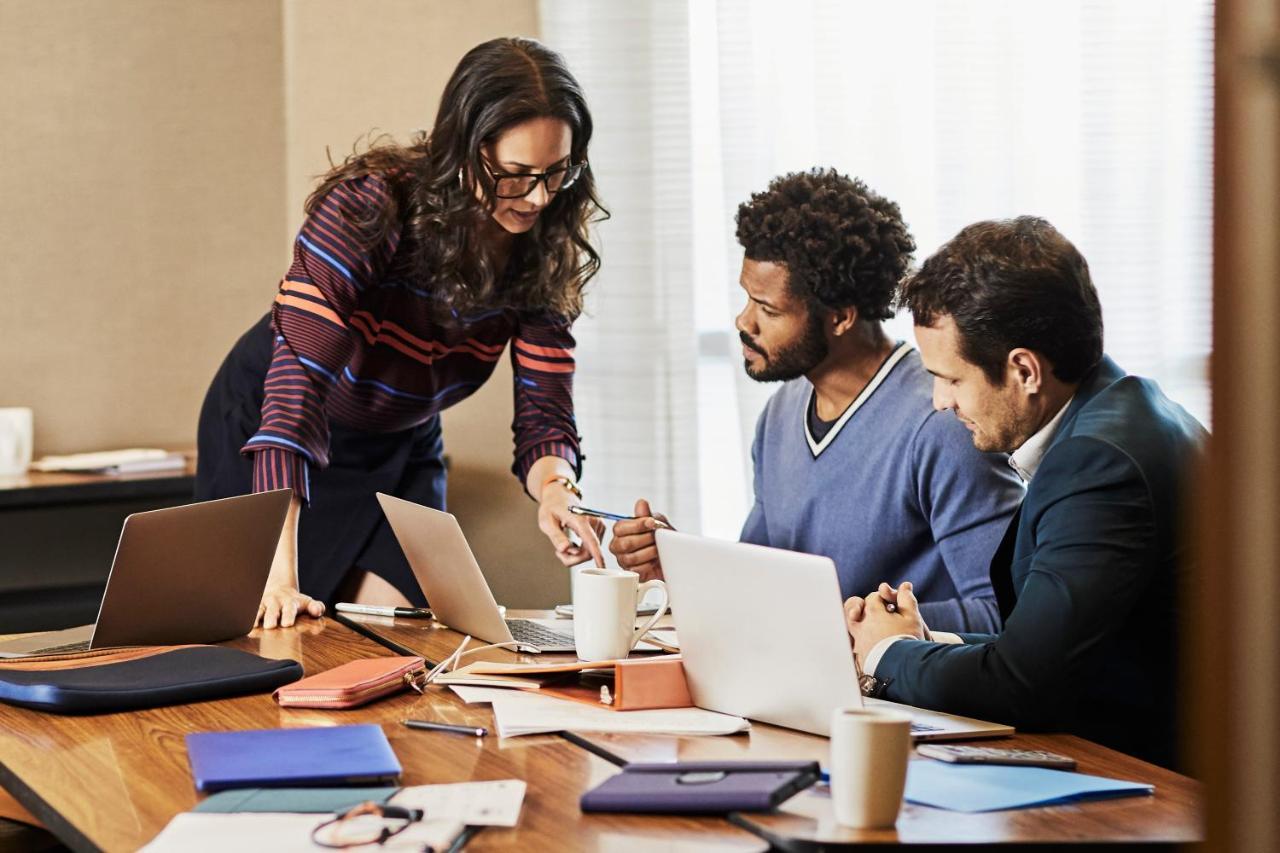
[735,168,915,320]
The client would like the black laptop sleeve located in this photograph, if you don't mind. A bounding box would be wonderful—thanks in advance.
[0,645,303,714]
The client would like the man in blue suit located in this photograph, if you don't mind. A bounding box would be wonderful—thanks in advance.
[847,216,1206,768]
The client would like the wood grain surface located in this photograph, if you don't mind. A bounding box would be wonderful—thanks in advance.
[0,619,763,852]
[352,611,1203,848]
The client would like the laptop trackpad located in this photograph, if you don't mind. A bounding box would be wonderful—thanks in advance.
[0,624,94,658]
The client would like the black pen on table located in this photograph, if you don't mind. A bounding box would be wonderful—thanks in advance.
[403,719,488,737]
[335,603,433,619]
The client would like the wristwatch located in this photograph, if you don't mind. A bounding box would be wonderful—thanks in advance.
[858,671,890,698]
[853,653,890,698]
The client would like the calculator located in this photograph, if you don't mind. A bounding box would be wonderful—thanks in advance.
[915,744,1077,770]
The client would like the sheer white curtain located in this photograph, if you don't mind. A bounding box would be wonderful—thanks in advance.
[541,0,1214,539]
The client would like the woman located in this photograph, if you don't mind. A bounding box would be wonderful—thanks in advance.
[196,37,607,628]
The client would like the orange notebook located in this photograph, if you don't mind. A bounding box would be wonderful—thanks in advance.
[274,656,425,709]
[439,655,693,711]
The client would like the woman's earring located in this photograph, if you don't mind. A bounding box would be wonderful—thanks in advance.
[457,168,464,189]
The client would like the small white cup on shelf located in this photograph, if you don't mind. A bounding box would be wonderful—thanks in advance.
[0,408,33,476]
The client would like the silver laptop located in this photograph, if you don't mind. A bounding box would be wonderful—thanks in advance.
[0,490,292,658]
[376,493,575,653]
[656,529,1014,741]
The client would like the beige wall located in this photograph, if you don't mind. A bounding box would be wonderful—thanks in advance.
[1,0,570,607]
[0,0,286,455]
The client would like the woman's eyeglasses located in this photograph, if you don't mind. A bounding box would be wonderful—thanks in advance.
[484,161,587,199]
[311,801,425,848]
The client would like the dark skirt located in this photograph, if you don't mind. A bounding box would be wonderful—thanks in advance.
[195,314,443,606]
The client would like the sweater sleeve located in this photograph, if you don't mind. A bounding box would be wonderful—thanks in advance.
[241,174,398,502]
[910,410,1025,632]
[738,407,769,546]
[509,311,582,486]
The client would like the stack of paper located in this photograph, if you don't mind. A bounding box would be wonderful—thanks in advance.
[452,685,750,738]
[32,448,186,475]
[143,780,526,851]
[142,813,464,852]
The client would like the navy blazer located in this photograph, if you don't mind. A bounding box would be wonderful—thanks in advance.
[875,356,1206,768]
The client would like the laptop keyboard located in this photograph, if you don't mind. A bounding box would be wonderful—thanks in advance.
[28,639,91,656]
[506,619,574,649]
[910,722,943,734]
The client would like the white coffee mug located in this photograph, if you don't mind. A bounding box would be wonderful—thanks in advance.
[572,569,669,662]
[0,408,33,477]
[829,706,912,828]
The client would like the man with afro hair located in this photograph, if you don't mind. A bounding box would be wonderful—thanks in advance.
[610,169,1024,632]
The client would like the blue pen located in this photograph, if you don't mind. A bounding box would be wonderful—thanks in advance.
[570,505,671,528]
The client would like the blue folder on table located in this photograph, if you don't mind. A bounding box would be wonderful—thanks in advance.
[185,724,401,792]
[903,761,1154,812]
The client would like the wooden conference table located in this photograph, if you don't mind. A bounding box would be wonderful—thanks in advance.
[0,611,1202,852]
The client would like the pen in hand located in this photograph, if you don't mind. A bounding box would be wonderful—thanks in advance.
[403,719,488,737]
[569,505,672,529]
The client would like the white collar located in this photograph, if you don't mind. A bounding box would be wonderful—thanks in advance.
[804,342,914,457]
[1009,397,1073,482]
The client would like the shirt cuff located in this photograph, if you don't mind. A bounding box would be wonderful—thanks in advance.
[864,634,918,676]
[513,440,581,492]
[930,631,965,645]
[248,445,311,504]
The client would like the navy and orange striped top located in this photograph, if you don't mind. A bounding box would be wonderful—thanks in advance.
[243,173,581,503]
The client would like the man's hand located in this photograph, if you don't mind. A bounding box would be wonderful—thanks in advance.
[845,581,928,668]
[608,498,671,581]
[257,584,325,629]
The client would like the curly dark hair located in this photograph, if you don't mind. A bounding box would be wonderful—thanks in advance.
[734,169,915,320]
[304,37,607,318]
[898,216,1103,383]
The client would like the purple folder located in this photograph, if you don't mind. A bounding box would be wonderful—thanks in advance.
[580,761,819,813]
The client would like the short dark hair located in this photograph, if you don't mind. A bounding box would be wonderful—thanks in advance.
[898,216,1103,383]
[735,169,915,320]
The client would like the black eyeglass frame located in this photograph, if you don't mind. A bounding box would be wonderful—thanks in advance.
[481,160,588,199]
[310,802,426,849]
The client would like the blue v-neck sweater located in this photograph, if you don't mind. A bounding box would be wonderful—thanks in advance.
[741,344,1024,632]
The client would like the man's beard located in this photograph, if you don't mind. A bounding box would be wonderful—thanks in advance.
[741,313,829,383]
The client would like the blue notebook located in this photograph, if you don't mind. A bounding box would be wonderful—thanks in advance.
[903,761,1154,812]
[185,724,402,792]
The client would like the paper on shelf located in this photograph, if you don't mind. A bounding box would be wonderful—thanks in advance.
[451,684,748,737]
[31,448,186,474]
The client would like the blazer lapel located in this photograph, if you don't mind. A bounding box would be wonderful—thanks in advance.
[989,504,1022,622]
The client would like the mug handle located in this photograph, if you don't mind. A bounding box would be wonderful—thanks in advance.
[630,580,670,650]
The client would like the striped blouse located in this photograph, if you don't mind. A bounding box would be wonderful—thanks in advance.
[242,173,581,503]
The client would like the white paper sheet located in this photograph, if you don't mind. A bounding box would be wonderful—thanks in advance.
[389,780,525,827]
[141,813,464,852]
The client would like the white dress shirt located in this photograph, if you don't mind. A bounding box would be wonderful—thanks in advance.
[863,398,1074,676]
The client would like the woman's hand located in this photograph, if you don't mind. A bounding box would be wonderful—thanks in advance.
[537,481,606,567]
[256,493,325,629]
[257,584,325,629]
